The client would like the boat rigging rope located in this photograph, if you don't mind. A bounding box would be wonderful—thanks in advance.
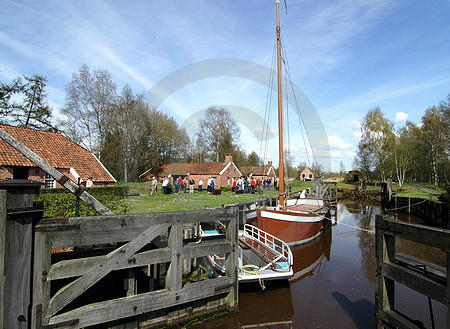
[280,34,318,167]
[384,199,428,212]
[259,37,277,164]
[339,222,375,234]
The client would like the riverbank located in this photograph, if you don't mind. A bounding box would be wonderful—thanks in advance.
[118,180,444,214]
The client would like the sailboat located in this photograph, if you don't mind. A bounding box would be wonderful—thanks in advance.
[252,0,331,246]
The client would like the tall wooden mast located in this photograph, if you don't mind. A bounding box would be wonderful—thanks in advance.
[276,0,285,209]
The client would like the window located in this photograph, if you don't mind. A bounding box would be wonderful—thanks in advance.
[45,174,55,188]
[13,167,28,179]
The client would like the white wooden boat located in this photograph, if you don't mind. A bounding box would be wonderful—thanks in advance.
[202,224,293,283]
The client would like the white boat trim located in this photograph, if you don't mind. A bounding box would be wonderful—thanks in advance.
[260,210,324,223]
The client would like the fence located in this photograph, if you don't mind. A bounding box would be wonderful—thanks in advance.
[1,180,238,329]
[375,214,449,329]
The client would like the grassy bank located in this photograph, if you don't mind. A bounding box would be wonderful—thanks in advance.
[119,181,280,213]
[118,180,445,214]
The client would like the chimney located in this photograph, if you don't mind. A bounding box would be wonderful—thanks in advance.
[225,154,233,163]
[268,161,273,167]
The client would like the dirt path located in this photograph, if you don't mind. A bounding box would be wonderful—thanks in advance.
[412,183,441,195]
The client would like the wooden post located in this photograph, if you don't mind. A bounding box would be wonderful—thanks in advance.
[447,250,450,329]
[226,208,238,309]
[31,232,52,328]
[0,190,6,327]
[166,224,183,292]
[0,180,42,329]
[375,215,396,328]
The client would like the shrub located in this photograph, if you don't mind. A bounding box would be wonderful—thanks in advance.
[36,186,130,217]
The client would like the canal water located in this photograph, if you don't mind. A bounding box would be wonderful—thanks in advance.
[195,201,447,329]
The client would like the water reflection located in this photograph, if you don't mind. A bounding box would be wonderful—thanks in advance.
[195,201,445,329]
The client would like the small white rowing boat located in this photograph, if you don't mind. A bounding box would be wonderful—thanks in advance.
[203,224,293,284]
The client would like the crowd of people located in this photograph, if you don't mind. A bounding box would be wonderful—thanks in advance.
[149,175,277,196]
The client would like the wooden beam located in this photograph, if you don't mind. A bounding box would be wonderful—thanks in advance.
[0,190,5,327]
[0,128,113,216]
[48,248,172,280]
[47,277,231,329]
[225,208,238,308]
[46,223,169,318]
[165,224,183,292]
[47,240,233,281]
[41,210,235,249]
[382,262,446,304]
[31,232,52,328]
[377,217,450,251]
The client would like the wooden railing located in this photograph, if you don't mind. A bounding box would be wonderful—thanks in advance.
[31,209,238,328]
[0,181,238,329]
[375,214,450,329]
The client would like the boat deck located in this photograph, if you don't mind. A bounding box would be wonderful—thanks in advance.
[239,235,287,266]
[288,203,324,213]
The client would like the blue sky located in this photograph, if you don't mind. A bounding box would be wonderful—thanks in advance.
[1,0,449,171]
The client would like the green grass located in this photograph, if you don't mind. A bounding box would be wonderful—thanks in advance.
[392,183,443,200]
[120,180,445,213]
[120,181,279,213]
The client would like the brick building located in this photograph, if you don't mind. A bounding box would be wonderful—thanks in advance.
[240,161,276,181]
[0,124,116,187]
[139,155,241,188]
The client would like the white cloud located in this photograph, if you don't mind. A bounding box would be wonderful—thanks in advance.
[352,131,362,139]
[394,111,408,122]
[330,150,343,158]
[328,135,351,150]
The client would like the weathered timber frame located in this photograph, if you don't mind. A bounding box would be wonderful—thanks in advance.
[375,214,450,329]
[31,208,238,329]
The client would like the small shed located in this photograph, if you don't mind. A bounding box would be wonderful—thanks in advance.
[345,170,361,182]
[299,166,314,181]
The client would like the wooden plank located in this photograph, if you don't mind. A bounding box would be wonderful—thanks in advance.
[46,223,169,318]
[48,248,172,280]
[48,277,231,329]
[382,262,446,304]
[375,216,395,328]
[382,310,423,329]
[395,253,446,279]
[377,217,450,251]
[31,232,52,328]
[3,216,33,329]
[447,251,450,329]
[67,209,235,230]
[225,209,238,308]
[47,240,232,281]
[0,127,113,216]
[41,209,235,248]
[165,224,183,292]
[0,190,5,327]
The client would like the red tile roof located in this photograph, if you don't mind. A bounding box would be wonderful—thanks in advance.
[142,162,230,178]
[240,165,273,176]
[0,124,115,183]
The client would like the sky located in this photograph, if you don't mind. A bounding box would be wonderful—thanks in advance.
[1,0,449,172]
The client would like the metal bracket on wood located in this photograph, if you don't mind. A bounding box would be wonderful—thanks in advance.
[35,224,81,232]
[36,304,79,329]
[6,206,45,219]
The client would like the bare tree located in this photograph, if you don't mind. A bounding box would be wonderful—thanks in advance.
[197,106,240,162]
[61,64,117,155]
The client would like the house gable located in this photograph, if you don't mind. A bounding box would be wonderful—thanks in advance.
[0,124,116,185]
